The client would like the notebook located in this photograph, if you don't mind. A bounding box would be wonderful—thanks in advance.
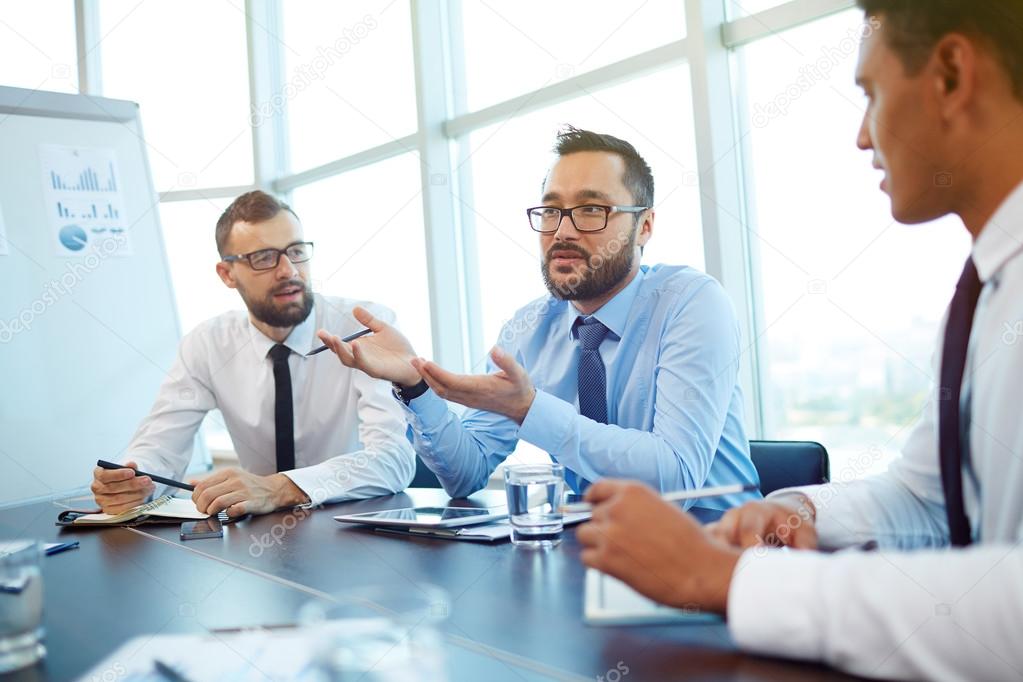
[584,569,721,626]
[55,495,208,527]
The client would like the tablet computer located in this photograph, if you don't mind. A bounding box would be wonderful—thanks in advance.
[334,506,508,529]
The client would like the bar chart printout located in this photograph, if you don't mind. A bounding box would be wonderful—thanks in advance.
[39,144,132,256]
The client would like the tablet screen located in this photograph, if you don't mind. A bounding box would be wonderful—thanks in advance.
[336,506,504,528]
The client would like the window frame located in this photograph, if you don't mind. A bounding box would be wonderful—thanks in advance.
[71,0,862,443]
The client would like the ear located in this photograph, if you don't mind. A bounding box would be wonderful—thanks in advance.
[931,33,977,122]
[216,261,238,289]
[636,209,654,249]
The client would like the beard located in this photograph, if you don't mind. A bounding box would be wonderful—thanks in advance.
[541,232,636,301]
[238,278,314,328]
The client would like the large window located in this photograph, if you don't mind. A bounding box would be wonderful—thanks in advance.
[289,154,433,359]
[460,0,686,111]
[735,10,971,477]
[2,0,972,480]
[99,0,253,192]
[0,1,77,93]
[281,1,417,172]
[158,198,240,334]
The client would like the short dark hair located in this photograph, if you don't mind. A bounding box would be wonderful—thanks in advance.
[857,0,1023,100]
[551,126,654,209]
[215,190,299,257]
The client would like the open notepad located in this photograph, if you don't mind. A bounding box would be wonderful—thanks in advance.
[55,495,208,527]
[584,569,722,626]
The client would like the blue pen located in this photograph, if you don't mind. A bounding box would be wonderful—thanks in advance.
[44,541,79,556]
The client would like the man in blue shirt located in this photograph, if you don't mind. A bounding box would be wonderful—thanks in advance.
[317,126,760,508]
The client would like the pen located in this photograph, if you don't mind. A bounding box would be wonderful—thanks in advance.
[559,483,759,514]
[306,328,373,356]
[44,541,79,556]
[96,460,195,492]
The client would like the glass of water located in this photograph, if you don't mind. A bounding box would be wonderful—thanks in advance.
[503,463,566,548]
[299,584,450,681]
[0,540,45,673]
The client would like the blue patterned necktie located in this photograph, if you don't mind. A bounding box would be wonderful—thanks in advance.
[568,317,610,493]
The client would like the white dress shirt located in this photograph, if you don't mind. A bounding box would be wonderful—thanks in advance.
[728,181,1023,681]
[123,294,415,505]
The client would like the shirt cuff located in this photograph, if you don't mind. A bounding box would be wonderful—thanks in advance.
[518,390,575,454]
[279,466,330,507]
[727,548,825,661]
[399,387,449,430]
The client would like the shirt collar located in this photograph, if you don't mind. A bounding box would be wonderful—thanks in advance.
[973,180,1023,283]
[248,296,318,360]
[566,266,646,339]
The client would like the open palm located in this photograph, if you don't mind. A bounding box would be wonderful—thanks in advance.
[317,306,421,387]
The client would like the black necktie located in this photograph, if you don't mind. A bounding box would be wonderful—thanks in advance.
[570,317,610,494]
[269,344,295,473]
[938,258,982,546]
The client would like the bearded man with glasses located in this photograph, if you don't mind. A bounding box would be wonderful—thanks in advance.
[317,126,760,509]
[89,190,416,518]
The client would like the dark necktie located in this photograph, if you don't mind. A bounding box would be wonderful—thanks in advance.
[570,317,610,493]
[269,344,295,473]
[938,257,982,546]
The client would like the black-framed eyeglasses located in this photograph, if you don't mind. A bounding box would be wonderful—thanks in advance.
[222,241,314,271]
[526,205,648,233]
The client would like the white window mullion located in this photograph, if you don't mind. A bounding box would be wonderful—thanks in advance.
[686,0,766,437]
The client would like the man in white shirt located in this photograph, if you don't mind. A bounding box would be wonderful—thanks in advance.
[578,2,1023,679]
[90,191,415,517]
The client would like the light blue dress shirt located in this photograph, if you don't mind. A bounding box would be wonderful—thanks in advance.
[400,264,761,509]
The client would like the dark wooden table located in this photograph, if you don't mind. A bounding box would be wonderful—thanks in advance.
[0,489,861,681]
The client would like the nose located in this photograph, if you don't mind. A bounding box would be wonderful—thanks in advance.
[274,253,299,278]
[856,110,872,152]
[551,210,581,241]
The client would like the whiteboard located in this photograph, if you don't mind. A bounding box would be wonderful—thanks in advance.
[0,86,209,507]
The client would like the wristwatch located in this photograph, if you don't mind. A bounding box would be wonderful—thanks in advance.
[392,379,429,405]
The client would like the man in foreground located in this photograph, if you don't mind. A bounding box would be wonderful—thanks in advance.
[579,2,1023,678]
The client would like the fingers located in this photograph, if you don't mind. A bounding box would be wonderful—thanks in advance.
[712,502,818,550]
[489,346,524,378]
[92,461,152,497]
[584,478,631,505]
[736,509,770,548]
[316,330,357,366]
[416,360,459,387]
[93,476,153,495]
[191,470,235,510]
[93,462,139,484]
[352,306,386,332]
[224,501,248,518]
[95,489,151,513]
[204,490,247,516]
[789,521,818,550]
[415,360,467,399]
[98,498,147,514]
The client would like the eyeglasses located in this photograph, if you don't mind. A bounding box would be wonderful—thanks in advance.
[222,241,314,270]
[526,205,648,233]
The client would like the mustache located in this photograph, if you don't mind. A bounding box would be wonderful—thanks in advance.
[270,279,308,296]
[544,243,591,262]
